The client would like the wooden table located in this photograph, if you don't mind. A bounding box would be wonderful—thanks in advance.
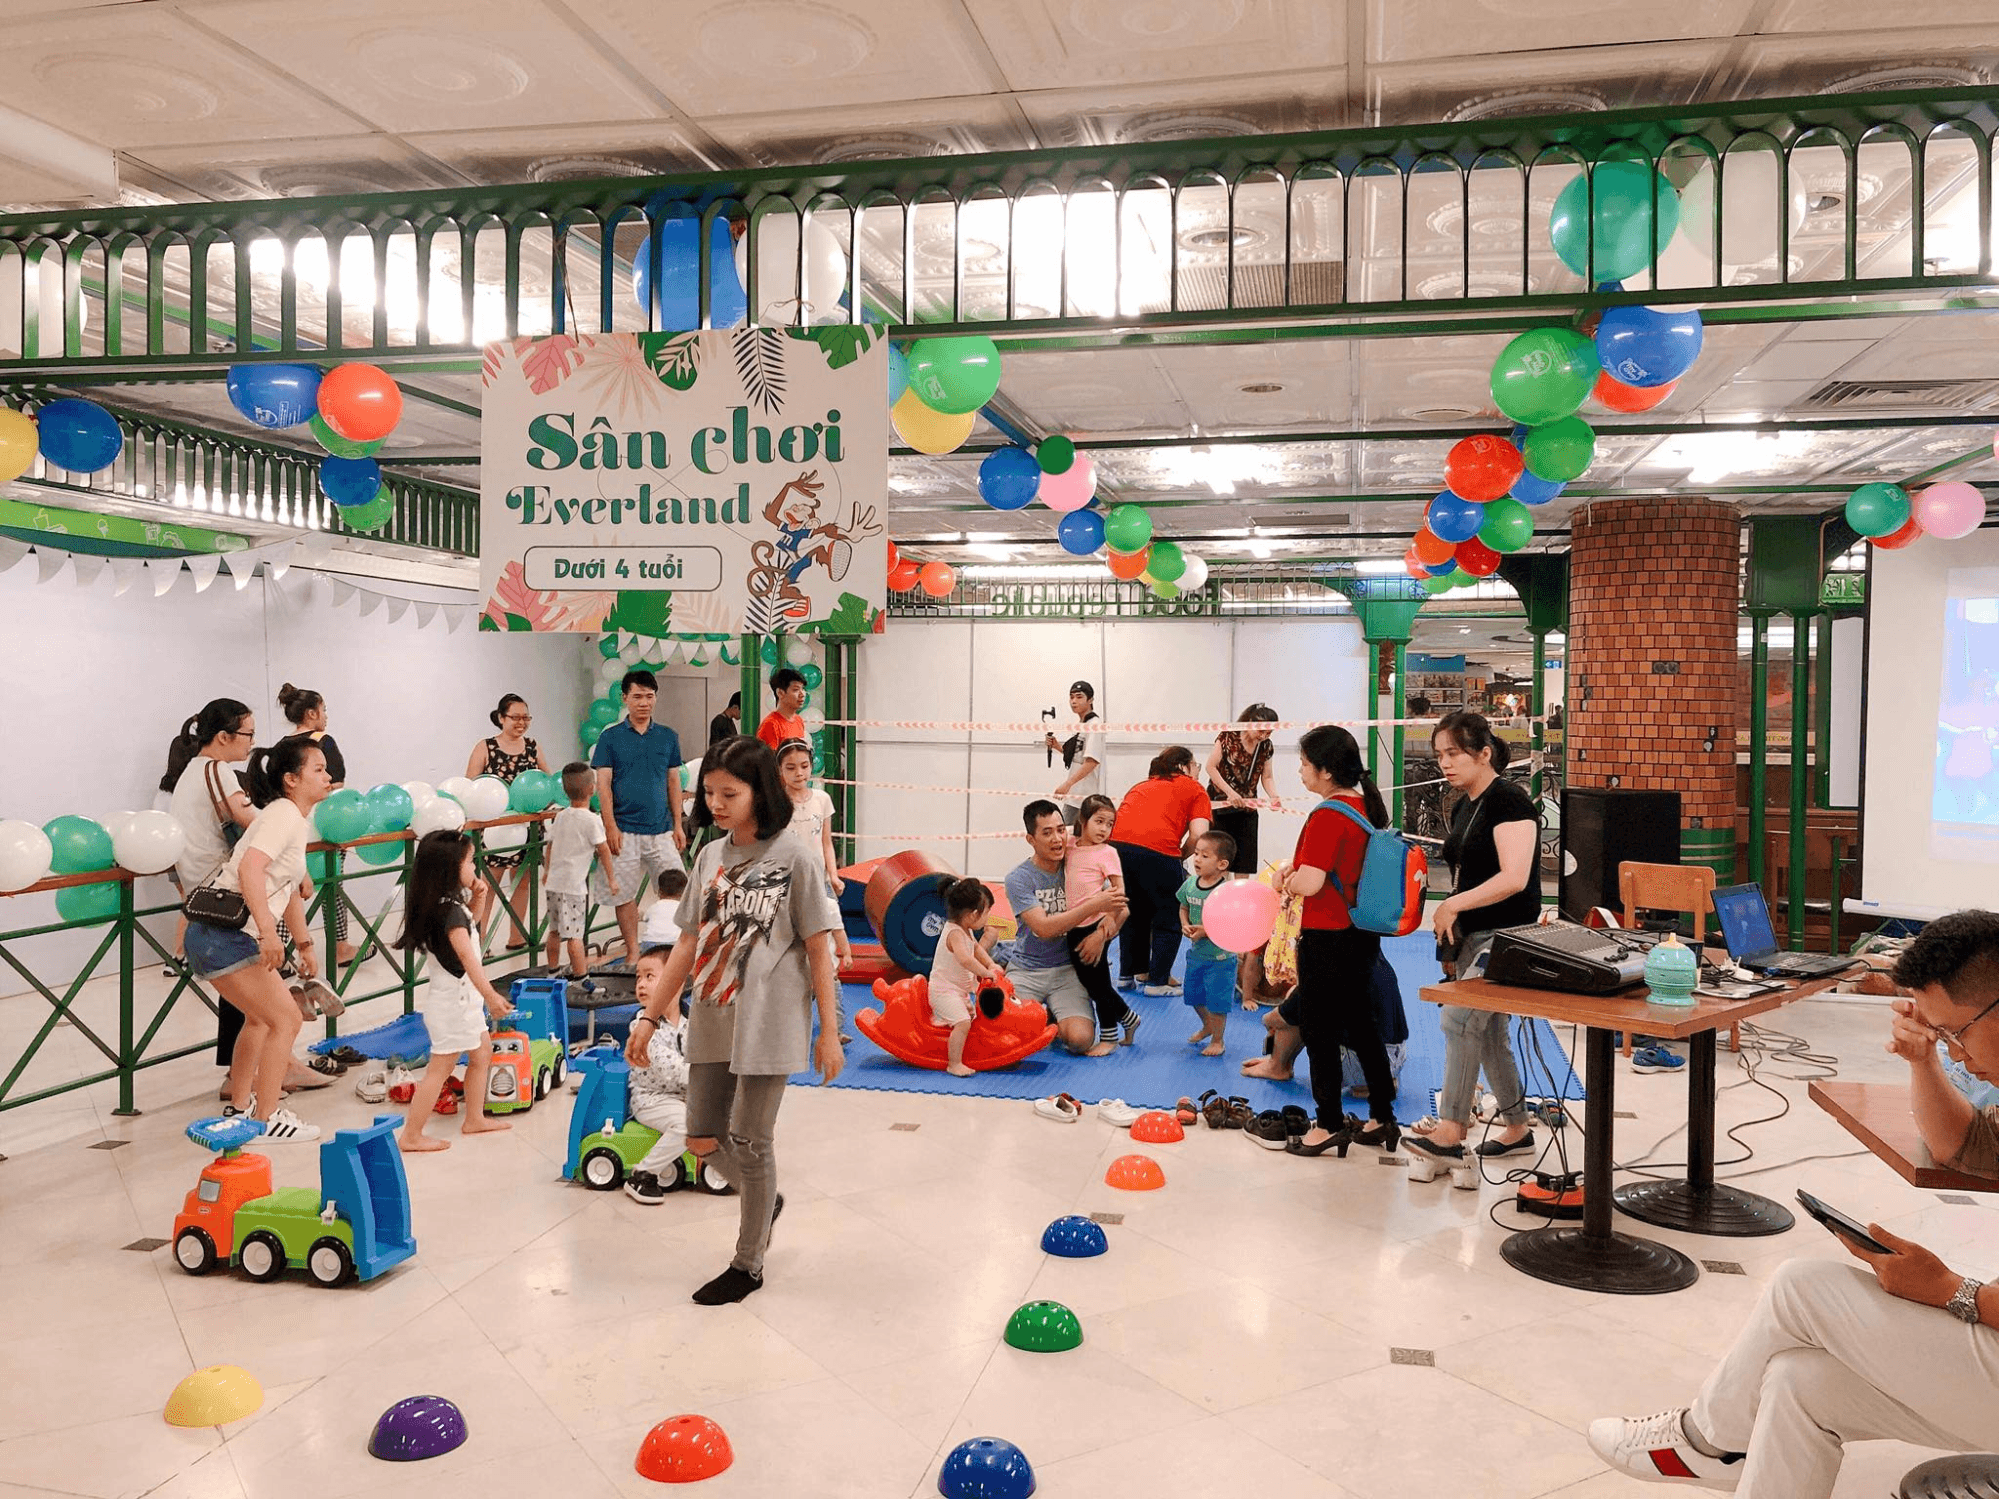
[1810,1081,1999,1193]
[1420,974,1835,1295]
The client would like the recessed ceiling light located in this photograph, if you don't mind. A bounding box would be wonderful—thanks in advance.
[1180,226,1261,251]
[1239,382,1285,395]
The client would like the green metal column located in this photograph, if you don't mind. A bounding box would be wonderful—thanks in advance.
[1788,611,1811,950]
[1813,612,1834,809]
[1529,630,1547,801]
[1747,613,1769,889]
[114,878,136,1117]
[739,633,762,741]
[1365,644,1383,784]
[1390,640,1407,829]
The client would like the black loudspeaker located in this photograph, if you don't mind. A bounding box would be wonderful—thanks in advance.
[1559,788,1681,921]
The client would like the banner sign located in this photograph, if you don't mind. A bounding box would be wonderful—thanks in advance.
[479,328,888,636]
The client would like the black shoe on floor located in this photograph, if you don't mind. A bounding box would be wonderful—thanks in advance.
[625,1170,667,1205]
[1348,1118,1402,1153]
[1246,1110,1293,1151]
[1475,1130,1537,1158]
[692,1265,765,1305]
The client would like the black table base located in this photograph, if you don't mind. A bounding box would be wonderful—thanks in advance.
[1502,1223,1702,1294]
[1612,1178,1795,1236]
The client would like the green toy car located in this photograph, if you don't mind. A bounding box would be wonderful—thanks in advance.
[573,1118,730,1195]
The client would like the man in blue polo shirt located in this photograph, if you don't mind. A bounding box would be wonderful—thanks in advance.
[591,669,686,964]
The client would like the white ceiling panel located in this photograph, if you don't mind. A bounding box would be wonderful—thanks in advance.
[1369,0,1755,64]
[1012,71,1349,149]
[1728,27,1999,96]
[130,135,465,201]
[585,0,996,118]
[967,0,1342,93]
[1735,340,1873,383]
[193,0,663,135]
[405,120,719,181]
[1370,40,1720,122]
[705,96,1031,167]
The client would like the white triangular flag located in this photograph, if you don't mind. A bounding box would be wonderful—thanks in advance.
[0,538,29,574]
[218,547,261,589]
[151,560,181,597]
[331,580,355,607]
[414,601,439,629]
[186,554,222,592]
[266,542,292,582]
[69,554,106,587]
[296,533,335,566]
[356,589,383,618]
[447,605,470,633]
[108,557,145,596]
[35,548,68,585]
[384,596,410,625]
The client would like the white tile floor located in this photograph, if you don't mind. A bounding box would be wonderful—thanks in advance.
[1,967,1990,1499]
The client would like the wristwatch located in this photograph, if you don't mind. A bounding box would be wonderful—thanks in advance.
[1946,1275,1984,1324]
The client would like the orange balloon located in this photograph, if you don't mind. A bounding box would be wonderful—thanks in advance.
[317,364,402,442]
[1403,551,1428,580]
[1871,516,1924,550]
[886,540,899,570]
[1107,546,1150,580]
[1444,435,1523,503]
[917,560,956,596]
[1593,371,1676,413]
[888,557,921,590]
[1411,528,1454,566]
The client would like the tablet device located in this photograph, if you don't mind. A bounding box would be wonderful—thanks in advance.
[1795,1189,1892,1255]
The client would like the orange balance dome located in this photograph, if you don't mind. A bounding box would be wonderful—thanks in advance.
[1105,1154,1166,1190]
[1129,1110,1184,1143]
[636,1414,733,1483]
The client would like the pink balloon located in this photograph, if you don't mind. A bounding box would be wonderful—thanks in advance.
[1913,481,1987,541]
[1201,878,1280,954]
[1038,455,1096,513]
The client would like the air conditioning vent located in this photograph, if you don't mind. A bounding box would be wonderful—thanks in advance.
[1171,260,1344,312]
[1803,378,1999,411]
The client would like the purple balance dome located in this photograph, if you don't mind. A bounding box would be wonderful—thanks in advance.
[369,1395,467,1461]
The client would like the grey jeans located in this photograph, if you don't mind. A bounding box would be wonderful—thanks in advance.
[1437,929,1529,1126]
[685,1062,788,1277]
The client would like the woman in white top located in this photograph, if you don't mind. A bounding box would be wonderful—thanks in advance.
[182,738,333,1143]
[161,698,256,974]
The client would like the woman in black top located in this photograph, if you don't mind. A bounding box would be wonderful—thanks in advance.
[1408,711,1541,1168]
[278,682,359,963]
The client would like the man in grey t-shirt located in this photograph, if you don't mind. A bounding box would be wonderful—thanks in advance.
[1002,800,1128,1056]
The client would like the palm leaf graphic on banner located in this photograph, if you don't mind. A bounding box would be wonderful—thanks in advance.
[733,327,788,415]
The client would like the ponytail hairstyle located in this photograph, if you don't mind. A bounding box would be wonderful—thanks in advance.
[242,737,322,808]
[159,697,251,793]
[1148,745,1195,780]
[489,693,527,730]
[1237,702,1278,726]
[944,876,993,920]
[1298,724,1388,828]
[1431,709,1511,773]
[396,830,475,955]
[276,681,323,727]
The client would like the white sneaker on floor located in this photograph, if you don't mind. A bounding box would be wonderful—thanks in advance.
[1587,1410,1742,1489]
[1096,1098,1140,1127]
[259,1107,322,1143]
[1032,1093,1082,1123]
[354,1069,388,1104]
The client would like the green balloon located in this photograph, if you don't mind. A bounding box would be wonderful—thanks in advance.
[800,663,823,689]
[580,722,602,749]
[42,815,112,874]
[586,700,618,731]
[309,412,383,459]
[355,836,404,867]
[1151,580,1181,600]
[508,771,550,814]
[1845,482,1910,539]
[313,788,372,844]
[339,494,395,533]
[1521,416,1597,483]
[1450,569,1482,589]
[1103,505,1153,553]
[1147,539,1186,583]
[902,336,1002,416]
[760,637,781,665]
[597,635,621,660]
[366,782,413,833]
[1491,328,1600,427]
[56,880,120,924]
[1549,160,1682,282]
[1036,435,1075,475]
[306,847,331,881]
[1478,497,1536,554]
[1420,573,1455,595]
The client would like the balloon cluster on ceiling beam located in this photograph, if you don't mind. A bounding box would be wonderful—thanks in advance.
[1401,159,1706,596]
[0,395,126,482]
[1841,463,1989,550]
[222,361,406,532]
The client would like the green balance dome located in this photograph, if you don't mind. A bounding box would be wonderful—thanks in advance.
[1004,1300,1082,1353]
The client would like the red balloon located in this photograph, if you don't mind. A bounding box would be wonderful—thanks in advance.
[917,560,956,597]
[1455,537,1503,576]
[1871,516,1924,550]
[888,558,921,590]
[886,540,900,570]
[1107,546,1150,581]
[1593,371,1676,413]
[1403,550,1428,580]
[1444,435,1524,503]
[1411,527,1455,566]
[317,363,402,442]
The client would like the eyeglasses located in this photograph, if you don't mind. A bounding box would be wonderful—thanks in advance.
[1930,994,1999,1062]
[505,714,532,724]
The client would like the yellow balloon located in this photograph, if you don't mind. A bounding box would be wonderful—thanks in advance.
[0,408,37,483]
[891,389,975,455]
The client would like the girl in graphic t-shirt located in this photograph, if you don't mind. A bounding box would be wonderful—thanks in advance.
[625,735,843,1307]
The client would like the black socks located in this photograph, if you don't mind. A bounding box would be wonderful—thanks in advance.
[692,1266,764,1305]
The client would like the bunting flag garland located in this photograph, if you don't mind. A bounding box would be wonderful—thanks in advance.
[185,555,223,592]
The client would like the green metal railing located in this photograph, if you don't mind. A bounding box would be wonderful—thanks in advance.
[0,810,617,1120]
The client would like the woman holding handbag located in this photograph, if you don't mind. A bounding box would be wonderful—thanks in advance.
[181,738,334,1143]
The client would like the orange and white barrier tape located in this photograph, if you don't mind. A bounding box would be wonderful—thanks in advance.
[818,714,1539,735]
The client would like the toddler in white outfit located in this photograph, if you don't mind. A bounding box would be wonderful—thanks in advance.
[623,941,691,1203]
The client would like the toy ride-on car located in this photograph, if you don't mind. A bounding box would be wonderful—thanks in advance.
[564,1052,731,1195]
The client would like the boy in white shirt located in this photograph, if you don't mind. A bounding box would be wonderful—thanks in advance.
[543,762,618,988]
[624,941,691,1204]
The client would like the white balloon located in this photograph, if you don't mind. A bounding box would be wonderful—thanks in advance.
[113,811,186,875]
[401,780,434,807]
[800,706,826,731]
[435,776,475,807]
[1177,553,1209,592]
[598,655,625,685]
[483,822,528,851]
[619,636,645,664]
[411,796,465,837]
[0,819,53,892]
[782,635,815,666]
[735,217,849,326]
[461,776,511,822]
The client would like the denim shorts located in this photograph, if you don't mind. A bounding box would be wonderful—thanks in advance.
[184,920,260,980]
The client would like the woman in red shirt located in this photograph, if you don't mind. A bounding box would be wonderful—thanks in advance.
[1280,725,1399,1156]
[1108,747,1213,995]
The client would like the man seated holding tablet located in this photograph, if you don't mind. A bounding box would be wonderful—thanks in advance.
[1590,909,1999,1497]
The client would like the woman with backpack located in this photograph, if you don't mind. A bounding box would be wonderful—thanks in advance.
[1407,710,1542,1174]
[1280,724,1400,1156]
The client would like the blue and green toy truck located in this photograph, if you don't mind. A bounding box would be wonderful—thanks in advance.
[563,1051,730,1195]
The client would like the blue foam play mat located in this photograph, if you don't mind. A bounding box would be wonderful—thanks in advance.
[791,932,1583,1118]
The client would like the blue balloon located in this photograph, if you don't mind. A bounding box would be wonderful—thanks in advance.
[978,446,1041,511]
[1423,557,1459,578]
[887,343,909,406]
[1057,508,1105,556]
[319,455,382,508]
[631,218,746,330]
[1595,304,1704,388]
[225,364,321,429]
[1427,490,1484,544]
[35,398,122,473]
[1510,471,1567,506]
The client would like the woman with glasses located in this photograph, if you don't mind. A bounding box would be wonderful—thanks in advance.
[466,693,550,955]
[1202,703,1281,876]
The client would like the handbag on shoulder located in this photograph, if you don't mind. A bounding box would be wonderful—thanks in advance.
[183,883,250,930]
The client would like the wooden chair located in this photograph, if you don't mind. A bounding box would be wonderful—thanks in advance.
[1618,861,1737,1055]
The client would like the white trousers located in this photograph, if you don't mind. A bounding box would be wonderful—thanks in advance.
[1689,1258,1999,1497]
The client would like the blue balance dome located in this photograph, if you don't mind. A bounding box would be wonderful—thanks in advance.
[1039,1215,1107,1258]
[939,1436,1036,1499]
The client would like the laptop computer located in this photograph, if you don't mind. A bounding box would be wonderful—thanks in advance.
[1712,884,1858,979]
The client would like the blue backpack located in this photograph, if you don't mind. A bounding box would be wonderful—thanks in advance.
[1315,800,1429,937]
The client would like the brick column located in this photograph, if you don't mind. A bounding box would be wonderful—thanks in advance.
[1567,497,1740,878]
